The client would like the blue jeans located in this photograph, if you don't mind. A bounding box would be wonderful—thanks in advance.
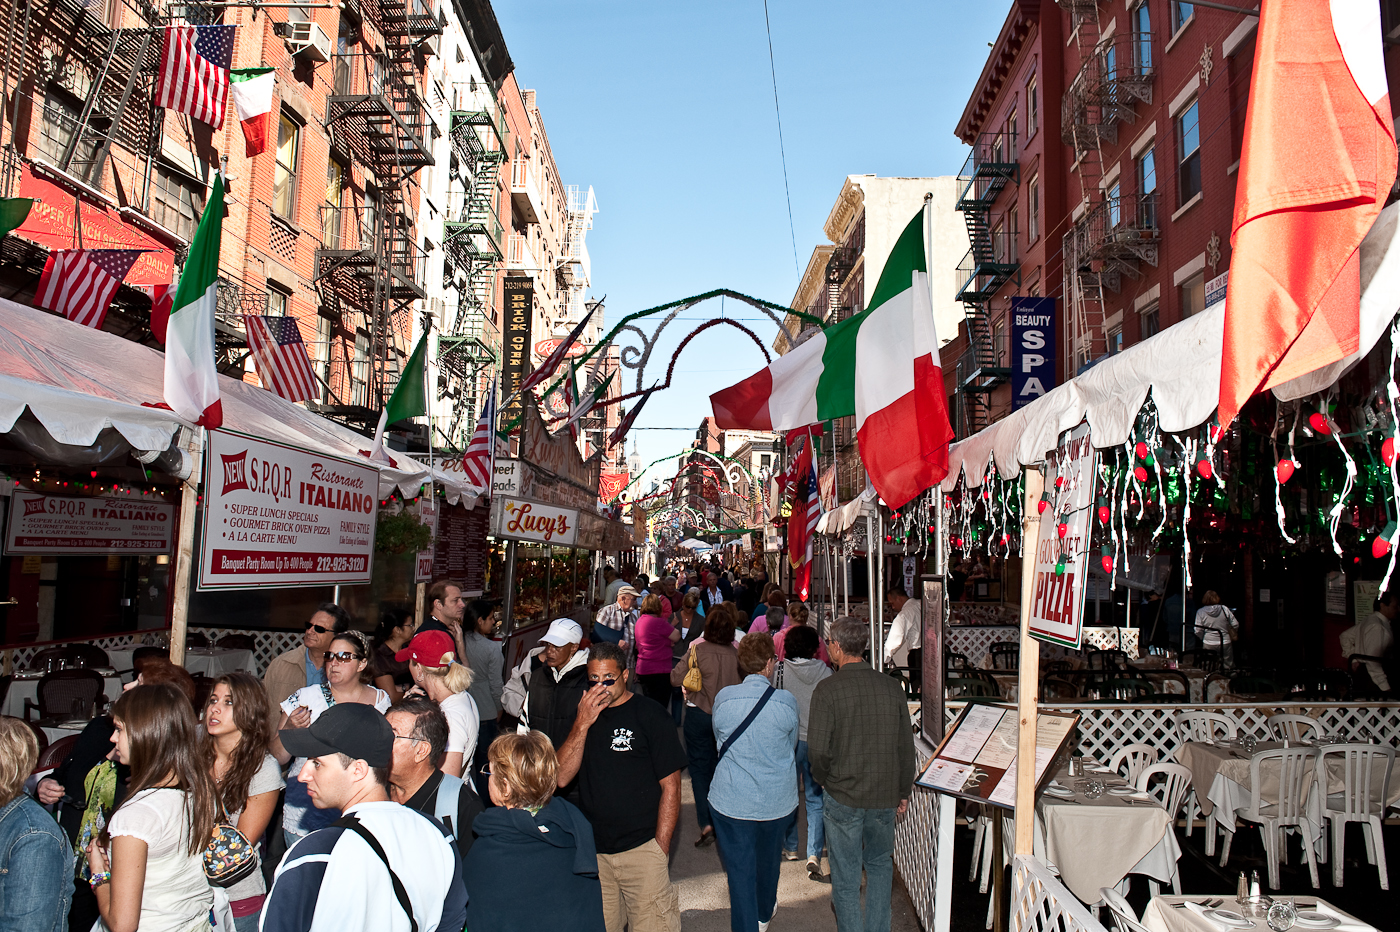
[824,795,896,932]
[712,808,796,932]
[684,705,719,831]
[783,739,825,857]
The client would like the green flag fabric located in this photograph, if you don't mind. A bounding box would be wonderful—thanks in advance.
[0,198,34,239]
[385,331,429,425]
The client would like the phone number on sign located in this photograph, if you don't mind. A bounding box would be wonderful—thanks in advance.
[316,555,367,573]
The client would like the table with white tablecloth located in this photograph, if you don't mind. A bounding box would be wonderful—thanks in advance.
[1004,767,1181,904]
[106,647,255,679]
[1142,894,1375,932]
[2,670,123,718]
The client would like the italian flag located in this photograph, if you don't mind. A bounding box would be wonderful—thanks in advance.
[229,68,275,157]
[711,203,953,508]
[164,174,225,429]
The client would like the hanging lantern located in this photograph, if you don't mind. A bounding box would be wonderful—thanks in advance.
[1276,459,1296,484]
[1383,436,1397,467]
[1309,411,1332,435]
[1097,498,1111,524]
[1373,521,1397,559]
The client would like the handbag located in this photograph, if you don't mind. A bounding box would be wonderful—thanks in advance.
[718,686,775,760]
[683,642,704,693]
[204,804,259,888]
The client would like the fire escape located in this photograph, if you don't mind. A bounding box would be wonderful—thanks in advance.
[438,84,506,447]
[1059,1,1155,370]
[954,130,1017,435]
[316,0,439,424]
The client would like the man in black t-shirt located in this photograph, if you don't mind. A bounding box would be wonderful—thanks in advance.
[557,642,686,932]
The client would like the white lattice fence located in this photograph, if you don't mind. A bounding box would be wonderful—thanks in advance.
[1011,855,1110,932]
[944,701,1400,765]
[6,627,309,677]
[948,627,1138,668]
[5,633,144,672]
[190,627,302,676]
[894,738,956,932]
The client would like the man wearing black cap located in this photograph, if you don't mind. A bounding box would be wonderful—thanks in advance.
[261,704,469,932]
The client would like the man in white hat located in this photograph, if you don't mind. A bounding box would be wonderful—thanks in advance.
[500,618,592,753]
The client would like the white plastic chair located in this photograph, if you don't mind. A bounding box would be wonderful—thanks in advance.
[1110,743,1159,786]
[1315,743,1394,890]
[1267,713,1321,744]
[1136,762,1192,894]
[1173,711,1237,849]
[1098,886,1150,932]
[1219,747,1319,889]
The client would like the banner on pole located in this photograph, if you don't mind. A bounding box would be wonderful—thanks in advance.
[1011,297,1056,412]
[1027,422,1095,648]
[198,429,377,589]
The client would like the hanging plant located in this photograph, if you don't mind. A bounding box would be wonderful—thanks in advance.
[376,510,433,554]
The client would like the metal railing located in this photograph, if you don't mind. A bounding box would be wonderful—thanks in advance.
[957,130,1019,208]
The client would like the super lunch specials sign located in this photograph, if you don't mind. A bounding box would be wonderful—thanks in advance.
[5,492,174,554]
[198,429,378,590]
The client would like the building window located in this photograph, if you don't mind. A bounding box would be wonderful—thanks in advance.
[1028,174,1040,242]
[760,454,771,471]
[37,89,94,166]
[1172,1,1194,34]
[266,285,290,317]
[992,220,1006,263]
[322,158,345,246]
[333,19,353,94]
[273,113,300,220]
[1007,109,1018,150]
[1133,1,1152,73]
[993,316,1007,364]
[1108,327,1123,355]
[1026,74,1038,138]
[1141,302,1160,338]
[1176,99,1201,204]
[1008,206,1019,260]
[352,331,370,407]
[363,186,380,251]
[149,164,205,243]
[1181,271,1205,318]
[1137,148,1157,228]
[1107,178,1122,228]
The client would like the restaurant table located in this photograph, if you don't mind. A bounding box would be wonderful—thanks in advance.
[2,669,123,718]
[1142,894,1375,932]
[1007,766,1181,903]
[39,721,89,745]
[106,646,256,679]
[1175,740,1400,851]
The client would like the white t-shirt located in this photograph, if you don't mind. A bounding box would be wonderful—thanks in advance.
[223,753,285,902]
[104,788,212,932]
[281,685,391,835]
[440,690,480,776]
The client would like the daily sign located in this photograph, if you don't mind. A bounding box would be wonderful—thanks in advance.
[1011,297,1056,411]
[198,429,378,589]
[1028,422,1096,648]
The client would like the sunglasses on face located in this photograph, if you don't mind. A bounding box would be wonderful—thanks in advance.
[326,651,361,663]
[589,677,618,688]
[304,621,331,634]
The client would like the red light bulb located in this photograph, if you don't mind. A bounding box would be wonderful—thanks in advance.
[1134,442,1148,460]
[1037,499,1049,514]
[1276,460,1295,484]
[1097,505,1111,524]
[1057,522,1068,538]
[1196,459,1213,480]
[1101,555,1114,575]
[1384,437,1396,466]
[1374,534,1392,560]
[1309,412,1332,435]
[1134,466,1149,482]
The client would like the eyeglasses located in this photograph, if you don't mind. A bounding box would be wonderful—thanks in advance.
[304,621,331,634]
[480,764,493,776]
[393,734,424,744]
[326,651,361,663]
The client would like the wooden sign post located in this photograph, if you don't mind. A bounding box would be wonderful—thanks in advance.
[1014,467,1045,856]
[168,434,204,668]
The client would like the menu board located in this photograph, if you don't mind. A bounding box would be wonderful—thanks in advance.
[1028,422,1096,648]
[5,491,174,554]
[915,703,1079,810]
[434,500,489,595]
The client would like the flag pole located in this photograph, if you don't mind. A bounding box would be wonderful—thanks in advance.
[168,427,205,668]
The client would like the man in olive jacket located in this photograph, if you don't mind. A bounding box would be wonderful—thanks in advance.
[808,616,915,932]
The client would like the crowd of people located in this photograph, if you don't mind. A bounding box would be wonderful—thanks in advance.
[0,563,920,932]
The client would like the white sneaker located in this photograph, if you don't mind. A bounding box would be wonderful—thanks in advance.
[759,904,776,932]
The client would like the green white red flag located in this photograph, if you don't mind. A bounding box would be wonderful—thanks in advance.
[229,68,276,157]
[164,174,225,429]
[711,203,953,508]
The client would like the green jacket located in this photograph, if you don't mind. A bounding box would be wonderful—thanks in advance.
[808,660,916,810]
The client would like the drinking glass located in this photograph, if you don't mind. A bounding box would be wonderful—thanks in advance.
[1266,898,1296,931]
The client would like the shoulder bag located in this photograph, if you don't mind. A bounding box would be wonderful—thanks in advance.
[683,642,704,693]
[204,802,259,888]
[334,813,418,932]
[718,685,775,760]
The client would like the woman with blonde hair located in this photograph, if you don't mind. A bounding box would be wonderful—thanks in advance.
[85,684,220,932]
[463,731,604,932]
[399,629,479,779]
[0,716,72,932]
[199,673,282,932]
[273,629,390,844]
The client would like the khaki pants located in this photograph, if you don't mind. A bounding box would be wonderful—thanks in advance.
[596,838,680,932]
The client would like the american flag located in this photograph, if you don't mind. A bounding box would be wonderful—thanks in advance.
[36,249,142,329]
[244,314,320,402]
[156,26,234,128]
[787,452,821,601]
[461,380,497,488]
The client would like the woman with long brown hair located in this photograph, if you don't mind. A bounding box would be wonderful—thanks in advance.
[85,683,219,932]
[200,673,282,932]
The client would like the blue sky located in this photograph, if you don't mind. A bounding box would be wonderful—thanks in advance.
[493,1,1010,494]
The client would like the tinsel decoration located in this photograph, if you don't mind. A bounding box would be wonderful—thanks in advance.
[1383,317,1400,593]
[1320,387,1356,557]
[1271,399,1298,545]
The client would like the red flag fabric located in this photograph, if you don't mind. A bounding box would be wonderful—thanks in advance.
[518,303,598,395]
[786,454,821,600]
[143,283,173,343]
[608,385,657,449]
[461,381,497,489]
[36,249,142,329]
[1219,0,1396,427]
[156,26,234,129]
[244,315,319,403]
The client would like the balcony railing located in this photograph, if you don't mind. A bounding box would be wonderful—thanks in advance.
[957,130,1019,210]
[1062,32,1154,147]
[956,230,1019,303]
[1077,193,1159,262]
[507,232,537,270]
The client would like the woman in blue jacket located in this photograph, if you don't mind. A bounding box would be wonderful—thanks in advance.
[0,717,73,932]
[463,730,605,932]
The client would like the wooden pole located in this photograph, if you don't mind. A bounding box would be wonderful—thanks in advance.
[168,435,204,669]
[1014,467,1045,856]
[414,582,426,628]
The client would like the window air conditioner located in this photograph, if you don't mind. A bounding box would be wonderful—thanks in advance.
[285,21,332,63]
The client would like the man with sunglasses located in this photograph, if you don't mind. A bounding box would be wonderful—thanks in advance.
[263,602,351,727]
[556,642,686,932]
